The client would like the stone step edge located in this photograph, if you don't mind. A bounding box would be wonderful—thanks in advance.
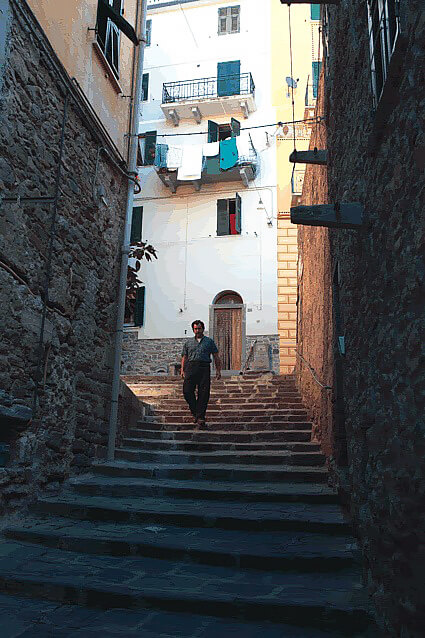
[0,571,373,633]
[4,523,356,573]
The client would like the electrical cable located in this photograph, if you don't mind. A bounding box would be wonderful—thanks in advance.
[287,4,297,154]
[145,116,321,139]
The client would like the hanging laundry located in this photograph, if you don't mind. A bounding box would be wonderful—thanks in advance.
[236,134,251,161]
[202,141,220,157]
[219,137,238,171]
[177,144,203,181]
[154,143,168,168]
[167,145,183,169]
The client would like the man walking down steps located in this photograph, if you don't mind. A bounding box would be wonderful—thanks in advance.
[181,320,221,427]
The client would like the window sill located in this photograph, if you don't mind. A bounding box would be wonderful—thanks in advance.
[123,324,140,332]
[92,41,123,95]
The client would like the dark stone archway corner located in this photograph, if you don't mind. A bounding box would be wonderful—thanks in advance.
[0,390,32,443]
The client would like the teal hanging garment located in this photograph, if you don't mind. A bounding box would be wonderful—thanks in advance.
[219,137,238,171]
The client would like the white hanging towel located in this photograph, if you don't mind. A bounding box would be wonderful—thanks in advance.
[167,145,183,169]
[236,133,252,160]
[177,144,203,181]
[202,141,220,157]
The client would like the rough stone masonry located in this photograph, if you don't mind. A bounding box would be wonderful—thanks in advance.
[296,1,425,636]
[0,1,129,513]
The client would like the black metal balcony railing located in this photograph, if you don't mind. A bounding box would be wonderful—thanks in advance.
[162,73,255,104]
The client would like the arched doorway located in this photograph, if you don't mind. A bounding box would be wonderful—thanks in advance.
[210,291,245,373]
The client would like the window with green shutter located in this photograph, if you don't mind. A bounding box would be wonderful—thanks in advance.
[142,73,149,101]
[146,19,152,46]
[130,206,143,244]
[310,4,320,21]
[312,61,322,98]
[134,286,145,327]
[217,60,241,97]
[218,5,240,35]
[208,120,219,143]
[217,196,242,236]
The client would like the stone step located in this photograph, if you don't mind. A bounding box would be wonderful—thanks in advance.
[0,592,377,638]
[115,447,326,468]
[137,420,313,430]
[4,517,357,572]
[91,460,329,483]
[0,541,373,634]
[128,428,313,442]
[153,408,309,416]
[70,475,339,503]
[121,437,319,452]
[31,495,349,534]
[142,398,304,407]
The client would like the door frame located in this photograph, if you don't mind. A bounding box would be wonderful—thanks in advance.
[209,303,246,375]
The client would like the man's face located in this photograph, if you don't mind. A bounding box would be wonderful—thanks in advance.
[193,323,204,338]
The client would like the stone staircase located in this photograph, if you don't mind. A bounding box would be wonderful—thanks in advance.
[0,374,379,636]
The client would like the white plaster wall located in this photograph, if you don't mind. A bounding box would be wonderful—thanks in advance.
[133,0,279,340]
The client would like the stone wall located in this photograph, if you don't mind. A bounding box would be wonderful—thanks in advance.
[0,2,131,512]
[122,333,280,375]
[296,2,425,635]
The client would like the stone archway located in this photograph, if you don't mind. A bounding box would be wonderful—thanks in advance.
[210,291,246,373]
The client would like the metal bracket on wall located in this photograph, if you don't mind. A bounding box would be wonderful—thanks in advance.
[290,203,363,229]
[289,149,328,166]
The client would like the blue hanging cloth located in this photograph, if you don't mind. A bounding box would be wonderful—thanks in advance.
[219,138,238,171]
[154,143,169,168]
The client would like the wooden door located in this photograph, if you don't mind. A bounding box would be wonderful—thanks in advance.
[213,307,242,370]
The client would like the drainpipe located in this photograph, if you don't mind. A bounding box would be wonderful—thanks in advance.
[107,0,147,461]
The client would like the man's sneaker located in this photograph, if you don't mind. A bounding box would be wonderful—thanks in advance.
[192,416,198,424]
[197,418,206,427]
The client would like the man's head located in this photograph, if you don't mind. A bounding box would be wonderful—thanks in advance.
[191,320,205,338]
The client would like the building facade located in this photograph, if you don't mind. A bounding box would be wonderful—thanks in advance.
[122,0,318,376]
[0,0,141,510]
[294,1,425,635]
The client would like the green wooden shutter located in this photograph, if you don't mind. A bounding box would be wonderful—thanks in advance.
[235,193,242,234]
[217,60,241,97]
[146,19,152,46]
[144,130,157,165]
[310,4,320,20]
[217,199,229,236]
[312,61,322,98]
[208,120,219,143]
[130,206,143,244]
[134,286,145,326]
[142,73,149,101]
[231,118,241,137]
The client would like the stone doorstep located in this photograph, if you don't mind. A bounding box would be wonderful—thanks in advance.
[114,448,326,468]
[0,543,372,634]
[4,518,356,572]
[121,437,319,452]
[128,428,314,442]
[69,476,339,504]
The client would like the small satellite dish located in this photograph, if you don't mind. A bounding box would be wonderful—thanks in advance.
[285,76,298,89]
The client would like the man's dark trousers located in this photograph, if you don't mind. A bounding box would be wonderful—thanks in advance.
[183,361,211,420]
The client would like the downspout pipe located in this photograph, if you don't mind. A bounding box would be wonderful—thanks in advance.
[107,0,147,461]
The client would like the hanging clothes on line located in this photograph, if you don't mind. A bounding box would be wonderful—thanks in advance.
[219,137,238,171]
[203,141,220,157]
[167,145,183,169]
[236,134,251,162]
[177,144,203,181]
[154,144,168,168]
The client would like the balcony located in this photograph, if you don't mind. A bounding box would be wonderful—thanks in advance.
[161,73,256,125]
[156,140,258,193]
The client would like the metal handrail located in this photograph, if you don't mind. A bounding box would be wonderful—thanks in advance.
[162,73,255,104]
[295,350,332,390]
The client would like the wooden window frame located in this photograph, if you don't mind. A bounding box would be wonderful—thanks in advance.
[218,5,240,35]
[217,195,242,237]
[142,72,149,102]
[96,0,123,79]
[367,0,401,109]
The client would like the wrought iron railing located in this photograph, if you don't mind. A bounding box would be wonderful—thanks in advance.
[162,73,255,104]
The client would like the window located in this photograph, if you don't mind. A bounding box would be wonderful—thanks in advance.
[208,118,240,142]
[310,4,321,21]
[146,19,152,46]
[96,0,123,78]
[134,286,145,327]
[218,5,240,35]
[138,131,157,166]
[142,73,149,101]
[130,206,143,244]
[367,0,401,107]
[217,60,241,96]
[217,195,242,236]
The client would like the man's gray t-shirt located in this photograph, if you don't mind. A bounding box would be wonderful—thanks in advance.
[182,336,218,363]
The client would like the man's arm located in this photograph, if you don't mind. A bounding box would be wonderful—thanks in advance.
[181,355,187,378]
[213,352,221,380]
